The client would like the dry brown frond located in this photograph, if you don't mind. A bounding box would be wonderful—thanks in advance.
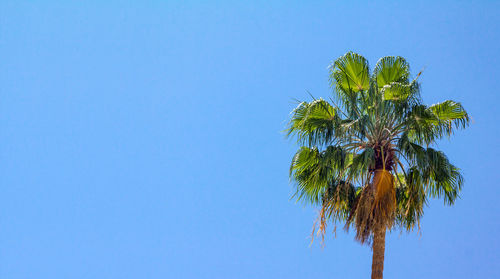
[310,206,327,247]
[346,170,396,245]
[372,170,396,226]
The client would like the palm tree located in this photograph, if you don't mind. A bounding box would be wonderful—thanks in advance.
[287,52,469,279]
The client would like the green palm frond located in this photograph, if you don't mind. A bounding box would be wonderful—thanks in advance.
[404,100,469,144]
[330,52,370,93]
[395,169,426,230]
[287,98,339,146]
[421,148,463,205]
[348,148,375,183]
[381,81,419,102]
[428,100,470,134]
[404,104,443,145]
[373,56,410,88]
[290,146,352,204]
[290,147,325,204]
[397,134,463,205]
[397,133,428,168]
[329,52,370,117]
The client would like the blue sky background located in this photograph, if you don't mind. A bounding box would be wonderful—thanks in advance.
[1,1,499,278]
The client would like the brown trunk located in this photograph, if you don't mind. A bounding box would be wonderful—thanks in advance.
[371,225,386,279]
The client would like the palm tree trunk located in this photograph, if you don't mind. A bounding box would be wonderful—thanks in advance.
[371,225,386,279]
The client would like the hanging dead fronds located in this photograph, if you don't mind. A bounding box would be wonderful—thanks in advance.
[346,170,396,245]
[372,170,396,226]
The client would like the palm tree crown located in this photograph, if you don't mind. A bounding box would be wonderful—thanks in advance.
[287,52,469,246]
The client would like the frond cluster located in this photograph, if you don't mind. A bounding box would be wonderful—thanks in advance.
[287,52,469,243]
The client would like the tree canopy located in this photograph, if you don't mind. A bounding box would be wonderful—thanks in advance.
[287,52,469,243]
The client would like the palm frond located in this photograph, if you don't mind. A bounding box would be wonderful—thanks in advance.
[287,98,339,146]
[428,100,470,135]
[394,170,426,231]
[330,52,370,93]
[348,147,375,183]
[290,146,352,204]
[329,52,370,117]
[403,101,470,144]
[422,148,463,205]
[373,56,410,88]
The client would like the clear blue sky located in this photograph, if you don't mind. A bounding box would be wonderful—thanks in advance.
[1,1,499,278]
